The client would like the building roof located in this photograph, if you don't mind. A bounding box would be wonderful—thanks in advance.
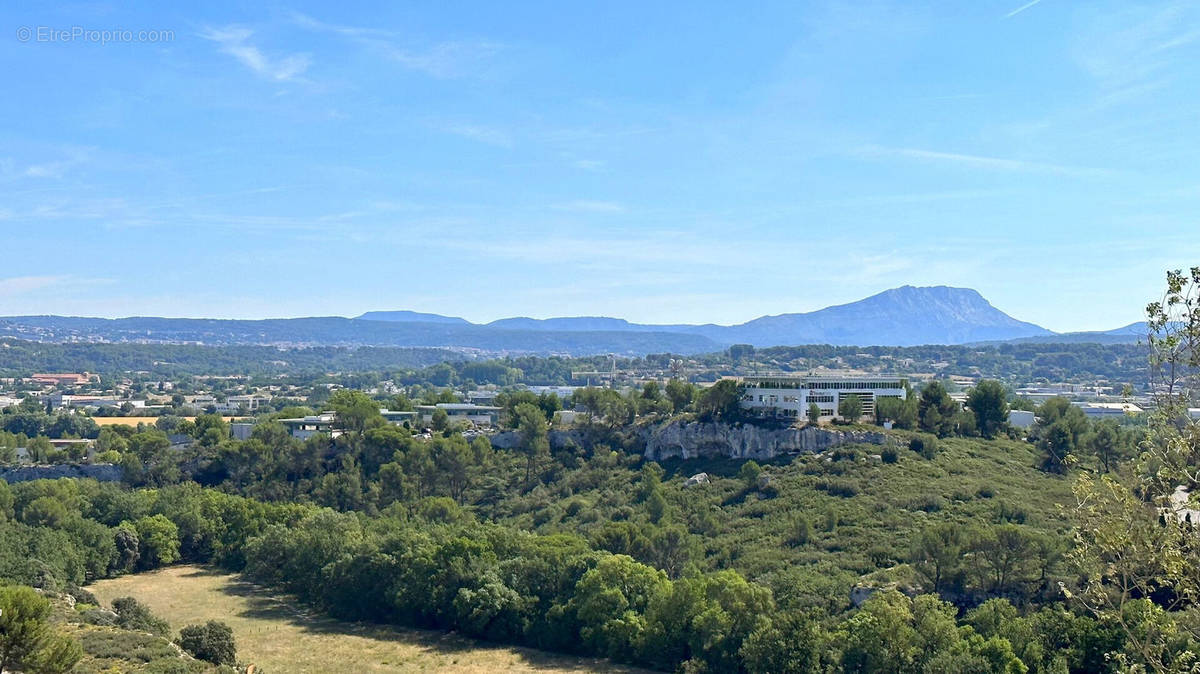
[417,403,502,412]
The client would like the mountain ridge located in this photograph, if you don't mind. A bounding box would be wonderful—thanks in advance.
[1,286,1138,354]
[362,285,1057,347]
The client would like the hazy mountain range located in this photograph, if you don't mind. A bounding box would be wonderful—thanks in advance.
[0,286,1145,356]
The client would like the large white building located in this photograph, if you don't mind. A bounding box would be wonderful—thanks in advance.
[416,403,501,426]
[733,374,908,420]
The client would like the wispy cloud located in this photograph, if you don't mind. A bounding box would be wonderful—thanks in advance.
[1005,0,1045,19]
[1071,2,1200,91]
[291,13,501,79]
[199,25,311,82]
[0,275,70,296]
[436,123,513,147]
[572,159,606,171]
[857,145,1112,177]
[551,200,625,213]
[21,147,93,179]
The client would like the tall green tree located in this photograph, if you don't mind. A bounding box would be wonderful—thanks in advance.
[966,380,1010,439]
[665,379,695,414]
[329,389,383,435]
[0,585,82,674]
[514,402,549,486]
[695,379,744,423]
[918,381,959,438]
[1071,267,1200,673]
[838,394,863,422]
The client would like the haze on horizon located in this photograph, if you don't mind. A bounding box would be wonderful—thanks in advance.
[3,1,1200,332]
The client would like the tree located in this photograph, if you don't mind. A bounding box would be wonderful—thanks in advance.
[430,407,449,432]
[131,514,181,569]
[514,402,549,486]
[838,394,863,422]
[1037,420,1074,474]
[329,389,382,435]
[1085,419,1133,473]
[918,382,959,438]
[111,596,170,637]
[741,610,822,673]
[569,554,670,660]
[665,379,694,414]
[192,413,229,446]
[0,479,13,521]
[807,403,821,424]
[0,585,82,674]
[739,460,763,489]
[178,621,237,666]
[695,379,744,423]
[911,523,963,595]
[966,380,1009,439]
[1070,267,1200,673]
[875,394,917,429]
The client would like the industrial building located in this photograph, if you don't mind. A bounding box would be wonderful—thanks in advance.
[731,374,907,420]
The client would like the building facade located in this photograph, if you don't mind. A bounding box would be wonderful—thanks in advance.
[416,403,501,426]
[733,374,907,420]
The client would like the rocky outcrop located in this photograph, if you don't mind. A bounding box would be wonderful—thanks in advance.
[643,421,887,461]
[0,463,123,483]
[487,419,888,462]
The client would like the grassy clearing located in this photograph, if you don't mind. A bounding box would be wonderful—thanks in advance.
[90,565,649,674]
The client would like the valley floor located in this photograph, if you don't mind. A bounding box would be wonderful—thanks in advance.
[89,565,650,674]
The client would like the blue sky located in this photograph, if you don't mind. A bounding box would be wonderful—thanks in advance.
[2,1,1199,332]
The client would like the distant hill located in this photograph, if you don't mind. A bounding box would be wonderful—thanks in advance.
[439,286,1054,347]
[357,310,469,325]
[990,321,1149,345]
[2,285,1110,354]
[684,285,1054,346]
[487,316,656,332]
[0,315,719,356]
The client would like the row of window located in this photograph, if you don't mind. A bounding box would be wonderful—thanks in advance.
[742,380,904,391]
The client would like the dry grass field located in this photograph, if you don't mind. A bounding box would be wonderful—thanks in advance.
[90,565,650,674]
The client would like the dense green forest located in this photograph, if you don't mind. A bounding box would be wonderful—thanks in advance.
[3,272,1197,673]
[0,380,1179,673]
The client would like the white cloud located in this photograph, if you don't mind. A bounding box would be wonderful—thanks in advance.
[437,123,513,147]
[291,13,501,79]
[550,200,625,213]
[0,275,70,296]
[200,25,311,82]
[572,159,606,171]
[1004,0,1045,19]
[21,147,93,179]
[857,145,1112,177]
[1071,2,1200,90]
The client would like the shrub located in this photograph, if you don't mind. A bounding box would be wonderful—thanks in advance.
[908,494,944,513]
[976,484,996,499]
[563,498,586,517]
[178,620,237,666]
[994,501,1028,524]
[112,596,171,638]
[78,628,179,663]
[909,434,940,460]
[67,585,99,606]
[787,515,812,546]
[881,447,899,464]
[823,507,839,532]
[816,478,858,498]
